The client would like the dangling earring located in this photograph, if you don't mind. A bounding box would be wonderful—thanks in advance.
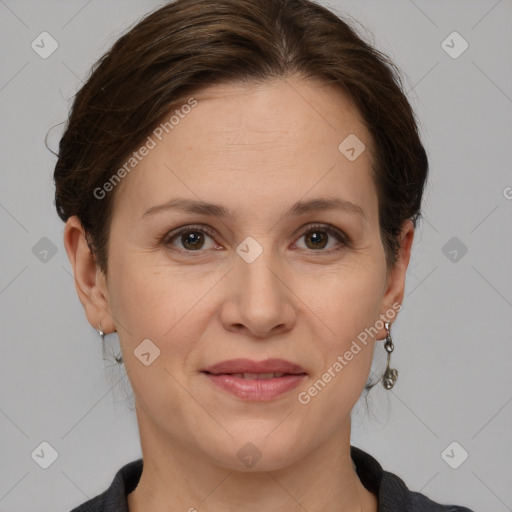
[97,323,123,365]
[382,321,398,390]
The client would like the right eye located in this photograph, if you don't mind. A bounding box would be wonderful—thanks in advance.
[163,225,219,252]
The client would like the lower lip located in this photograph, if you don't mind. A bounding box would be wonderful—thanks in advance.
[202,373,307,401]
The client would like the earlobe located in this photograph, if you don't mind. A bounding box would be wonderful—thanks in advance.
[63,216,115,333]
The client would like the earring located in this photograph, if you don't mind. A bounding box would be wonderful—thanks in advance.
[382,322,398,390]
[97,323,123,365]
[97,323,105,342]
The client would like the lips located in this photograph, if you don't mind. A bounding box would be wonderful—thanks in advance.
[201,358,307,376]
[201,358,308,401]
[224,372,287,380]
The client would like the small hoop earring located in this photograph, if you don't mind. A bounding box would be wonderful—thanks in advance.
[97,323,105,342]
[97,323,123,365]
[382,322,398,390]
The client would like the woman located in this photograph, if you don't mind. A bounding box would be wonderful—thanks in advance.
[54,0,475,510]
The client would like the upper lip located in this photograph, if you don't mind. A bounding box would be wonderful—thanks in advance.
[201,358,307,375]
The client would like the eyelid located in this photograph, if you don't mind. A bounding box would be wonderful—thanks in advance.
[162,222,350,251]
[162,224,217,246]
[293,223,350,252]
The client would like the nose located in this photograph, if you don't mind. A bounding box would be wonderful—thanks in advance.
[219,245,296,339]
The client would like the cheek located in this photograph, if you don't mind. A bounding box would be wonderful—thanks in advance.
[304,261,386,390]
[107,253,220,377]
[106,262,197,406]
[307,259,386,334]
[299,271,384,408]
[108,266,166,334]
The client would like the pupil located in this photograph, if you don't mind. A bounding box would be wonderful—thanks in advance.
[183,231,203,249]
[308,230,327,249]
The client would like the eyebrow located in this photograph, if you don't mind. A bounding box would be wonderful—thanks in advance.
[142,196,367,221]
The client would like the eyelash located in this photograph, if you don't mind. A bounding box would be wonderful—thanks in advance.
[161,223,350,254]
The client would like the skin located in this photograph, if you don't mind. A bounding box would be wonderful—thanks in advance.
[64,75,414,512]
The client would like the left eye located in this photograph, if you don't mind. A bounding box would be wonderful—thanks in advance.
[163,223,348,253]
[294,224,348,251]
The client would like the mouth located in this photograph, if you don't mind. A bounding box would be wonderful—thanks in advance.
[201,357,307,376]
[200,359,308,401]
[202,371,305,379]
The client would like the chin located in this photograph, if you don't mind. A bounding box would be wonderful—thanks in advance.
[205,433,303,473]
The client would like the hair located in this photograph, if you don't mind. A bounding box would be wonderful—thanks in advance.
[52,0,429,401]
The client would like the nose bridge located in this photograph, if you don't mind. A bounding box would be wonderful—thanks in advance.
[236,236,282,300]
[229,235,291,330]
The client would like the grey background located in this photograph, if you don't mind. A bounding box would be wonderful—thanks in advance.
[1,0,511,510]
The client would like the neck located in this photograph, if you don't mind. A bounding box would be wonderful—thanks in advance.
[127,407,378,512]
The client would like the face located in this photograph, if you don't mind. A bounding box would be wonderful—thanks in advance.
[67,75,412,472]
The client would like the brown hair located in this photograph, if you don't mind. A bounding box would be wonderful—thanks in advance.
[53,0,428,277]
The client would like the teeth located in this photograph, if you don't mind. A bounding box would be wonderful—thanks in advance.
[229,372,286,379]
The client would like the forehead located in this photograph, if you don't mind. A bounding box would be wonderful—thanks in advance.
[111,76,378,224]
[190,77,368,149]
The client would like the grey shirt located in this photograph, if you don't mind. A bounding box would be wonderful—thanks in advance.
[69,445,475,512]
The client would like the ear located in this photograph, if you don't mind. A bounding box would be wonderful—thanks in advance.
[376,219,415,339]
[63,216,116,334]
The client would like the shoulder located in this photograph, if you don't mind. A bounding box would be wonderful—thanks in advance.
[69,459,143,512]
[380,470,475,512]
[350,445,475,512]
